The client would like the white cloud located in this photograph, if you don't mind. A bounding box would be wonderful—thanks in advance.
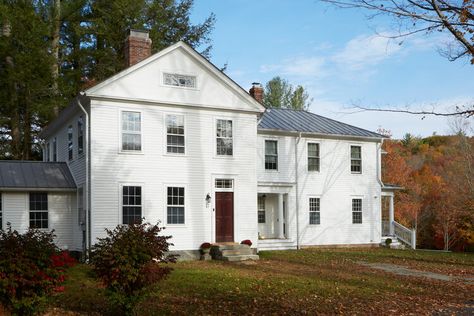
[331,33,402,72]
[260,56,326,77]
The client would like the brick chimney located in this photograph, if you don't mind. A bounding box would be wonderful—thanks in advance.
[124,29,152,67]
[249,82,263,103]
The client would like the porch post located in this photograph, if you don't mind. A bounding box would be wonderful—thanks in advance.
[277,193,285,238]
[389,193,394,236]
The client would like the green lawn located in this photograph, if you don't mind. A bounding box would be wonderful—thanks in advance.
[48,248,474,315]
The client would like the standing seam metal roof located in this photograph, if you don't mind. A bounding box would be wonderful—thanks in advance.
[0,161,76,190]
[258,108,385,138]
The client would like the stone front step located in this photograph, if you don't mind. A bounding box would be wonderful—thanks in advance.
[380,236,405,249]
[210,243,259,261]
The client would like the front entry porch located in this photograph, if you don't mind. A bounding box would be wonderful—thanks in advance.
[257,193,287,240]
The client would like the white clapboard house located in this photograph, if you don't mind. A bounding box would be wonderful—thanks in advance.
[0,30,416,258]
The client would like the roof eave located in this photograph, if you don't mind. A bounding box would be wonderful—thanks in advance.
[0,187,77,192]
[257,128,384,142]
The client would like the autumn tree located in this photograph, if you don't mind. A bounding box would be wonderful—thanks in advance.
[263,76,313,110]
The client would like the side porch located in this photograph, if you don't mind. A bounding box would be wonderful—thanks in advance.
[257,182,297,251]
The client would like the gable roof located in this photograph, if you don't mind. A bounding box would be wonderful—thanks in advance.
[0,161,76,191]
[258,108,385,139]
[85,41,265,113]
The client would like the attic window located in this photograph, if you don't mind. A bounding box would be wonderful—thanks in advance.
[163,73,196,88]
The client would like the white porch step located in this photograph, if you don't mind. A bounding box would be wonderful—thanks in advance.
[210,244,259,261]
[381,236,405,249]
[258,239,297,251]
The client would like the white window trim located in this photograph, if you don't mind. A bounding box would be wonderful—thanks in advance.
[214,117,234,159]
[264,138,279,172]
[308,195,321,226]
[160,70,199,90]
[119,183,145,225]
[307,141,321,173]
[29,192,49,230]
[163,112,187,157]
[164,183,188,227]
[119,109,144,154]
[67,125,74,161]
[350,143,363,174]
[351,196,364,224]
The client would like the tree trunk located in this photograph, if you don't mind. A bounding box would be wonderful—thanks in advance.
[51,0,61,117]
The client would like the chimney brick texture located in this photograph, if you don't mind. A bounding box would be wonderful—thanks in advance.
[249,83,264,103]
[125,30,152,67]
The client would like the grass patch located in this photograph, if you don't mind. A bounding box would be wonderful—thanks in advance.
[47,248,474,315]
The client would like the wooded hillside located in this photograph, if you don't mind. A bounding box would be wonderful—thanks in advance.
[382,134,474,251]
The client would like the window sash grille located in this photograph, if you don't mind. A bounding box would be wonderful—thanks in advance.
[166,115,185,154]
[216,120,233,156]
[163,73,196,88]
[258,196,265,223]
[265,140,278,170]
[68,125,73,160]
[351,146,362,173]
[308,143,320,171]
[352,198,362,224]
[78,116,84,155]
[29,192,48,229]
[309,197,320,225]
[122,112,142,151]
[167,187,185,224]
[122,186,142,225]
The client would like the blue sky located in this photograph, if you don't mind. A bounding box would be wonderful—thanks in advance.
[190,0,473,138]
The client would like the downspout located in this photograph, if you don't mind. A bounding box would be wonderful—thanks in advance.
[77,95,90,259]
[295,132,302,249]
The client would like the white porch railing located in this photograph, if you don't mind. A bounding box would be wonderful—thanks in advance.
[393,221,417,249]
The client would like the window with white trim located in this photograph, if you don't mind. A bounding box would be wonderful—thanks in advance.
[265,140,278,170]
[167,187,185,224]
[308,143,320,171]
[216,119,233,156]
[78,116,84,155]
[309,197,320,225]
[166,114,185,154]
[352,198,362,224]
[122,186,142,225]
[67,125,73,160]
[121,111,142,151]
[29,192,48,229]
[163,73,196,88]
[52,137,57,162]
[258,196,266,223]
[351,146,362,173]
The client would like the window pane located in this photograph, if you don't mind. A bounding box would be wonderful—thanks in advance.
[68,126,73,160]
[217,138,233,156]
[122,134,141,151]
[265,140,277,155]
[167,207,185,224]
[351,146,361,159]
[308,157,320,171]
[122,186,142,224]
[352,199,362,224]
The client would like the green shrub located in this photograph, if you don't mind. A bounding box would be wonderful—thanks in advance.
[0,226,75,315]
[385,238,393,246]
[90,221,176,314]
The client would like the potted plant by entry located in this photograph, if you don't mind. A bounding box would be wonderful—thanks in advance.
[200,242,212,261]
[240,239,252,247]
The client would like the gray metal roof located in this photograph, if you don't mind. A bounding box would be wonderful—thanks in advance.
[258,108,385,139]
[0,161,76,190]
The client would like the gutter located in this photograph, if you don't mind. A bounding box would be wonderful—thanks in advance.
[77,94,90,258]
[295,132,302,249]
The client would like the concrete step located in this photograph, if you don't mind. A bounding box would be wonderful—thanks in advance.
[222,248,253,256]
[222,254,260,262]
[212,244,250,251]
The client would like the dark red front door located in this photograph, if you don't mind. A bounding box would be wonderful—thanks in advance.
[216,192,234,242]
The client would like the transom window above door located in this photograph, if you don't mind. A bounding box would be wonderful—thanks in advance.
[215,179,233,189]
[166,114,185,154]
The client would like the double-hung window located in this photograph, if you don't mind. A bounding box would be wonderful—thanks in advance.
[78,116,84,155]
[265,140,278,170]
[308,143,320,171]
[29,193,48,229]
[52,137,57,162]
[122,111,142,151]
[309,197,320,225]
[258,196,266,223]
[68,125,73,160]
[167,187,185,224]
[166,114,185,154]
[351,145,362,173]
[122,186,142,225]
[352,198,362,224]
[46,142,50,162]
[216,119,233,156]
